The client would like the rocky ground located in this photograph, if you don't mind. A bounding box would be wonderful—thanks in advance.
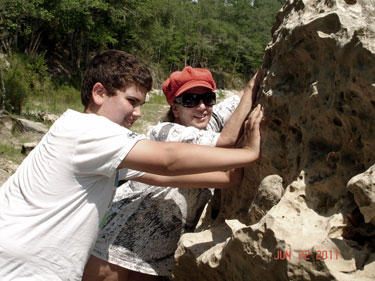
[0,111,54,185]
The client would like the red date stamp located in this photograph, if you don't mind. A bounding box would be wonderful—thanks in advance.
[274,250,339,260]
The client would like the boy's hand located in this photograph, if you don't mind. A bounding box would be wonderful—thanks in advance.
[238,104,263,158]
[227,168,244,187]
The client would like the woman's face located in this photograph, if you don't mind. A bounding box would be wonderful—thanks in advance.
[172,87,215,130]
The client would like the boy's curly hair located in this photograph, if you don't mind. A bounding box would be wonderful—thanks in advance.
[81,50,153,108]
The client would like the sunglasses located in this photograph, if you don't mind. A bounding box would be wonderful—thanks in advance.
[174,92,216,108]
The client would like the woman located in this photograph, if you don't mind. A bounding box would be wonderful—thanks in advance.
[83,66,262,281]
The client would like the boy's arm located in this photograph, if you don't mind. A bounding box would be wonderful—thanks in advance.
[216,68,263,148]
[119,104,263,176]
[133,168,243,189]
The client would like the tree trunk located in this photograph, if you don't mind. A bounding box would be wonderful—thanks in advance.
[27,20,42,55]
[0,66,6,111]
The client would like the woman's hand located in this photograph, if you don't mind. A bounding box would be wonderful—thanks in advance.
[238,104,264,159]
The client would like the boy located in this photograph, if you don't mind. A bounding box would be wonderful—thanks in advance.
[0,50,263,280]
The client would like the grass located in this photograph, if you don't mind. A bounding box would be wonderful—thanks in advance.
[23,85,83,116]
[0,143,25,166]
[0,143,19,158]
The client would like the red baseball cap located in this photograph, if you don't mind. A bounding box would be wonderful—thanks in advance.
[162,66,216,105]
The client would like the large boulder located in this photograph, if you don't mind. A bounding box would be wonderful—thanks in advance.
[173,0,375,280]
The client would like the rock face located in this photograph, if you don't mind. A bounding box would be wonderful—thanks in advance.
[173,0,375,280]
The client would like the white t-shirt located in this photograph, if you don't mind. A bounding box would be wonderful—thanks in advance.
[0,109,145,281]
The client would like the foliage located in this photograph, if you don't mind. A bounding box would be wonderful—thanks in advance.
[0,53,51,113]
[0,0,284,113]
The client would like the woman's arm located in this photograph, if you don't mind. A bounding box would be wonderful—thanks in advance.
[119,104,263,175]
[134,168,243,189]
[216,68,263,148]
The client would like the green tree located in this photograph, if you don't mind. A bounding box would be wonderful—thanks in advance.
[0,0,284,89]
[0,0,55,56]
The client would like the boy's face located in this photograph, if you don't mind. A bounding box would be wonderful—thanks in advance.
[99,85,147,128]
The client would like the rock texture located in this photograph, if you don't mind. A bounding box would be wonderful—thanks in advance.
[173,0,375,280]
[347,165,375,226]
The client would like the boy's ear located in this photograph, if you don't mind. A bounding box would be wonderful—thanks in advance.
[92,82,106,106]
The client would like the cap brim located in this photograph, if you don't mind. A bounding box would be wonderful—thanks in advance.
[174,80,214,98]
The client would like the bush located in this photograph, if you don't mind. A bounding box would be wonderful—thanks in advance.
[1,53,52,114]
[2,67,29,113]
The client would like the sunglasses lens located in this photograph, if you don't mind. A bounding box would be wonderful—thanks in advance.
[174,92,216,108]
[182,95,200,107]
[203,92,216,106]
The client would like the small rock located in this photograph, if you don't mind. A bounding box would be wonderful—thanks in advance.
[21,142,38,155]
[17,118,48,134]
